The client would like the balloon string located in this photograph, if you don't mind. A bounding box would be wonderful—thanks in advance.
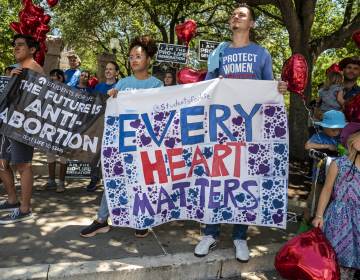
[302,99,322,142]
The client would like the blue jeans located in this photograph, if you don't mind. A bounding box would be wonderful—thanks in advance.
[97,192,109,222]
[204,224,248,240]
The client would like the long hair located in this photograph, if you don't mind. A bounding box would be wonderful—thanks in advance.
[323,71,343,90]
[345,131,360,181]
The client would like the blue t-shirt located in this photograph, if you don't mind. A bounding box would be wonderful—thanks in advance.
[206,43,273,80]
[65,69,81,87]
[308,132,339,146]
[94,82,117,95]
[74,85,92,94]
[115,75,163,91]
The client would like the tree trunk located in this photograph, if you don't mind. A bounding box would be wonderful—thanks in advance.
[288,53,313,161]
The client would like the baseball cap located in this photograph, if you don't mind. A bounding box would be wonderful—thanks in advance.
[339,56,360,70]
[340,122,360,147]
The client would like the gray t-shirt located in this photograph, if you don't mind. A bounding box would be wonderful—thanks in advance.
[319,84,342,112]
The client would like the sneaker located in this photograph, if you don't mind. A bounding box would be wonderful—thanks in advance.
[135,229,149,238]
[86,180,97,192]
[194,235,217,257]
[234,239,249,263]
[0,201,21,212]
[0,208,33,224]
[36,180,57,191]
[56,183,65,193]
[80,220,110,238]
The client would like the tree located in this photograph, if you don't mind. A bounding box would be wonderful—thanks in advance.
[0,0,21,72]
[239,0,359,159]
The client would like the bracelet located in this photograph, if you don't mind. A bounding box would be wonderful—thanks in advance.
[315,215,323,219]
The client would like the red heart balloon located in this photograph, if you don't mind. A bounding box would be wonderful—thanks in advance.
[88,77,99,89]
[34,23,50,42]
[10,22,22,34]
[352,30,360,48]
[34,49,46,66]
[175,19,197,46]
[177,67,206,84]
[275,227,340,280]
[47,0,59,8]
[42,14,51,24]
[344,93,360,123]
[10,22,30,35]
[281,53,308,99]
[325,63,341,75]
[24,1,44,17]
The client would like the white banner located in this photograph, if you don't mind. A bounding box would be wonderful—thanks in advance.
[102,79,289,229]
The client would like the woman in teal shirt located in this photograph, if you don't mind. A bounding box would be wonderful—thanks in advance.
[81,35,162,238]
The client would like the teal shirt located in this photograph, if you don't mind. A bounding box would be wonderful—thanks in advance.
[115,75,163,91]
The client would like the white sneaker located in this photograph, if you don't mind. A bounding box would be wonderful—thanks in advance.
[194,235,217,257]
[234,239,249,262]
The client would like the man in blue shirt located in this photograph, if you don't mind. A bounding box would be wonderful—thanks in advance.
[338,56,360,102]
[64,52,81,87]
[195,3,287,263]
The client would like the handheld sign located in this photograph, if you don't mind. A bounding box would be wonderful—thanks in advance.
[0,76,10,95]
[198,40,220,62]
[156,43,188,64]
[66,160,92,179]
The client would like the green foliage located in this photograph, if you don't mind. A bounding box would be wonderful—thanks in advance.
[0,0,21,73]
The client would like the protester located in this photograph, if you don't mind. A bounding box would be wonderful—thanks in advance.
[337,56,360,106]
[37,69,68,193]
[303,110,346,223]
[312,122,360,279]
[80,35,163,238]
[74,70,91,93]
[0,34,44,224]
[194,3,287,262]
[316,71,343,117]
[86,61,120,192]
[64,52,81,87]
[163,71,176,86]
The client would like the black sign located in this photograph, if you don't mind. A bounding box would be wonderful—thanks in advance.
[0,76,10,95]
[0,69,107,164]
[156,43,188,64]
[66,160,91,178]
[199,40,220,61]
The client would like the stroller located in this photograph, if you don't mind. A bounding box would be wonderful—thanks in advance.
[297,148,340,233]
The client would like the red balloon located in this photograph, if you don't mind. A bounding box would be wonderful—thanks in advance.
[10,22,30,35]
[42,14,51,24]
[10,22,22,34]
[34,50,45,66]
[344,94,360,123]
[275,227,340,280]
[24,1,44,17]
[34,23,50,42]
[177,67,206,84]
[175,19,197,46]
[352,30,360,48]
[281,53,308,99]
[326,63,341,75]
[46,0,59,8]
[88,77,99,89]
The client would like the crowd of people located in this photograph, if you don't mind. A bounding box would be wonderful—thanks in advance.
[0,3,359,278]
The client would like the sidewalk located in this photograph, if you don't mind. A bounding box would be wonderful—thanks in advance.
[0,152,303,279]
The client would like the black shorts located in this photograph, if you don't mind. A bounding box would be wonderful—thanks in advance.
[9,139,34,164]
[0,135,11,161]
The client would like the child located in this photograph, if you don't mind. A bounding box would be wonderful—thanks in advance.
[316,71,343,118]
[312,122,360,279]
[303,110,346,223]
[80,35,163,239]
